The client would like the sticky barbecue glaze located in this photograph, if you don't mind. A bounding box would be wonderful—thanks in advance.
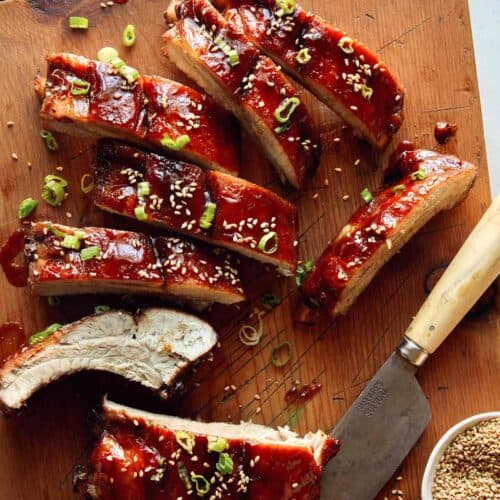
[0,323,25,365]
[25,222,244,304]
[39,53,240,175]
[163,0,320,188]
[0,230,29,287]
[94,140,298,275]
[82,404,340,499]
[302,146,477,314]
[225,0,404,149]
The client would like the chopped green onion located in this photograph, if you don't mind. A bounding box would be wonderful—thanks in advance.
[392,184,405,194]
[175,431,195,454]
[81,246,101,261]
[48,224,67,238]
[40,130,59,151]
[137,181,151,197]
[228,50,240,67]
[97,47,119,63]
[61,235,82,250]
[18,198,38,219]
[70,78,91,96]
[216,453,234,475]
[338,36,354,54]
[81,173,95,194]
[360,188,373,204]
[95,305,111,314]
[177,462,192,491]
[122,24,136,47]
[239,311,264,347]
[44,175,68,187]
[118,64,139,84]
[214,36,240,67]
[191,474,211,496]
[261,293,282,310]
[160,133,190,151]
[295,47,311,64]
[410,166,428,181]
[207,436,228,453]
[360,84,373,100]
[274,121,291,134]
[295,260,313,287]
[275,0,296,16]
[42,177,66,207]
[258,232,278,254]
[271,341,292,367]
[199,202,216,230]
[69,16,89,30]
[274,97,301,124]
[29,323,62,345]
[134,205,147,221]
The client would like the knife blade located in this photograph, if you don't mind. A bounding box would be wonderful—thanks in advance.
[321,196,500,499]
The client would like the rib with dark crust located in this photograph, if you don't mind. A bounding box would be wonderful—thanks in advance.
[222,0,405,149]
[0,309,218,411]
[162,0,320,188]
[26,221,244,305]
[300,145,477,318]
[35,53,240,176]
[94,140,298,275]
[79,399,340,499]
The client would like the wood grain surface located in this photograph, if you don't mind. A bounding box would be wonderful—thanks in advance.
[0,0,498,499]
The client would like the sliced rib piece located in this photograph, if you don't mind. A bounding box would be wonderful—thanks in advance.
[300,145,477,318]
[162,0,320,189]
[26,221,244,304]
[0,309,217,411]
[36,53,240,176]
[94,140,298,275]
[79,399,340,499]
[223,0,405,149]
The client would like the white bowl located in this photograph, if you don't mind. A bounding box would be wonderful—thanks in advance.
[421,411,500,499]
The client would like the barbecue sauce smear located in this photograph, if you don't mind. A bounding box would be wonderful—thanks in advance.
[0,323,25,364]
[0,230,28,287]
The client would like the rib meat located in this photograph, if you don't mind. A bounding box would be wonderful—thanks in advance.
[26,221,244,305]
[79,399,340,499]
[162,0,320,188]
[94,140,298,275]
[222,0,405,149]
[35,53,240,176]
[0,308,217,411]
[300,145,477,318]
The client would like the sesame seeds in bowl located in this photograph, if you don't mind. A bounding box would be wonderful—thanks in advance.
[421,412,500,499]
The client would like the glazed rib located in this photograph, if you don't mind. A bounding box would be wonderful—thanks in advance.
[79,399,340,499]
[162,0,320,188]
[36,53,240,176]
[300,146,477,317]
[0,309,217,411]
[223,0,404,149]
[94,140,298,275]
[26,221,244,305]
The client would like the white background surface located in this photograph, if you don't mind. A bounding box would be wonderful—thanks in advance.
[469,0,499,196]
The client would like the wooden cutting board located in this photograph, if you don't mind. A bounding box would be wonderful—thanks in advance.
[0,0,497,498]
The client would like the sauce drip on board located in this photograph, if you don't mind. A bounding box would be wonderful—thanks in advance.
[0,322,25,364]
[285,380,323,404]
[434,121,457,144]
[0,230,28,287]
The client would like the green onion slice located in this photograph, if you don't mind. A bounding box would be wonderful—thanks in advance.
[274,121,291,134]
[258,231,278,254]
[81,173,95,194]
[360,187,373,204]
[360,84,373,100]
[70,78,91,96]
[44,175,68,187]
[191,474,211,496]
[199,202,216,230]
[295,260,313,287]
[42,180,66,207]
[338,36,354,54]
[69,16,89,29]
[239,311,264,347]
[175,430,195,454]
[61,234,83,250]
[48,224,68,238]
[29,323,62,345]
[392,184,405,194]
[95,305,111,314]
[137,181,151,198]
[134,205,147,221]
[276,0,296,16]
[410,166,428,181]
[18,198,38,219]
[97,47,119,63]
[207,436,228,453]
[118,64,139,84]
[261,293,282,310]
[81,246,100,261]
[122,24,136,47]
[216,453,234,475]
[214,36,240,67]
[271,341,292,367]
[295,47,311,64]
[160,133,190,151]
[40,130,59,151]
[177,462,192,491]
[274,97,301,124]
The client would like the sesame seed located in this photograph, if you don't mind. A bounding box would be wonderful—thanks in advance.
[312,192,319,199]
[342,194,350,201]
[6,121,14,127]
[11,153,18,160]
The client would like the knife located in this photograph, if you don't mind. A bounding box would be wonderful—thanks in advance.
[321,196,500,500]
